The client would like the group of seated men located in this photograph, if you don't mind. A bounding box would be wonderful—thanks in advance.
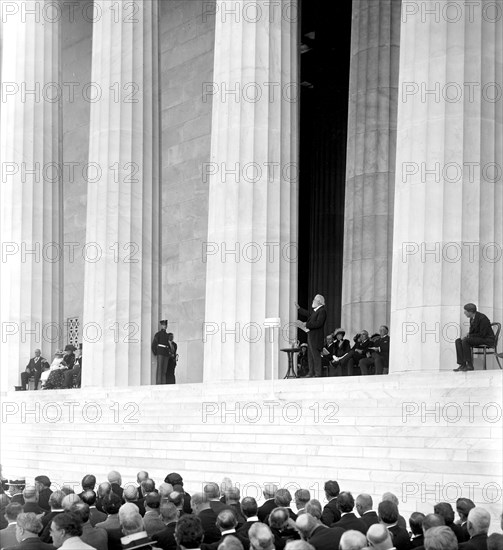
[1,470,502,550]
[297,326,390,378]
[19,345,82,391]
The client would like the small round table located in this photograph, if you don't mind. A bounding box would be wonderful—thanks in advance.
[280,347,301,379]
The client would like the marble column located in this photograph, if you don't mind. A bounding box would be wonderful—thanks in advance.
[203,0,299,381]
[82,0,160,386]
[0,1,63,390]
[341,0,401,337]
[390,0,502,372]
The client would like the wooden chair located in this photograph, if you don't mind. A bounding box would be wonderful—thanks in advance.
[472,322,502,370]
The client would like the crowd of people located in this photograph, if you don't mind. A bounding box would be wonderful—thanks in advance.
[18,345,82,391]
[1,471,502,550]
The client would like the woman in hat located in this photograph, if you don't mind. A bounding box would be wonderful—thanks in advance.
[331,329,351,374]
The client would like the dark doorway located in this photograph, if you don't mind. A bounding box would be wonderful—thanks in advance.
[297,0,352,334]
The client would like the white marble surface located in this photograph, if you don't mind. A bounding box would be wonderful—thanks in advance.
[0,1,62,389]
[82,0,161,386]
[341,0,401,338]
[203,0,299,381]
[390,0,503,372]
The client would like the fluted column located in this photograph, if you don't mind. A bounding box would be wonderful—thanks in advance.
[203,0,299,382]
[0,1,63,390]
[341,0,401,337]
[390,0,502,372]
[82,0,160,386]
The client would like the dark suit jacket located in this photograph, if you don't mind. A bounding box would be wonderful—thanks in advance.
[89,506,107,526]
[111,484,124,500]
[333,339,351,358]
[459,534,488,550]
[40,511,63,543]
[299,306,327,351]
[388,524,411,550]
[410,535,424,548]
[198,509,221,544]
[331,512,367,534]
[38,487,53,512]
[96,514,123,550]
[320,499,341,527]
[4,537,55,550]
[25,357,49,375]
[360,511,379,531]
[201,531,250,550]
[152,521,177,550]
[23,502,44,515]
[143,511,166,537]
[449,523,465,543]
[237,520,260,539]
[460,523,470,543]
[182,492,192,515]
[209,500,231,516]
[469,312,494,341]
[309,525,345,550]
[258,499,277,523]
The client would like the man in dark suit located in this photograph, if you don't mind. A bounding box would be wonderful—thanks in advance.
[409,512,426,548]
[143,493,166,537]
[70,502,107,550]
[414,514,446,550]
[424,527,458,550]
[201,509,250,550]
[258,484,278,524]
[274,489,297,522]
[152,502,179,550]
[191,492,221,545]
[454,303,495,371]
[165,473,192,515]
[294,490,311,516]
[269,507,299,550]
[223,487,246,528]
[367,524,396,550]
[434,503,464,543]
[20,349,49,390]
[378,501,411,550]
[356,494,379,531]
[456,498,475,543]
[21,486,44,515]
[34,476,52,513]
[459,508,490,550]
[95,493,123,550]
[359,326,390,375]
[296,295,327,378]
[3,511,55,550]
[331,492,367,534]
[64,344,82,389]
[237,497,260,539]
[80,490,107,526]
[39,491,65,543]
[123,485,146,516]
[338,331,373,376]
[152,320,171,384]
[297,512,345,550]
[175,515,204,550]
[107,471,124,500]
[320,480,341,527]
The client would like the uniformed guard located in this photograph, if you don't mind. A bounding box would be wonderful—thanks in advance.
[152,320,170,384]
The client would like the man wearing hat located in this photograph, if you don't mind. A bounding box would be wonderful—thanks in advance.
[151,320,171,385]
[64,344,83,389]
[7,478,26,505]
[20,349,50,390]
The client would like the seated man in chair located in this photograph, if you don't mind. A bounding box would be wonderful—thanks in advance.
[453,303,495,372]
[20,348,50,390]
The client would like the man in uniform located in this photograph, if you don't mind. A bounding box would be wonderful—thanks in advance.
[152,320,170,384]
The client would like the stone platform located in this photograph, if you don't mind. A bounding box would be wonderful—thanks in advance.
[1,370,502,531]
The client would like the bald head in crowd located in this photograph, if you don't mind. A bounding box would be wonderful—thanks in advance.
[137,471,149,484]
[424,526,458,550]
[62,493,81,511]
[340,530,367,550]
[367,523,394,550]
[296,512,318,539]
[123,485,140,502]
[22,486,38,502]
[285,542,315,550]
[269,508,290,530]
[159,483,174,500]
[108,471,122,486]
[97,482,111,498]
[161,502,179,523]
[467,508,491,537]
[249,522,274,550]
[356,494,373,517]
[191,492,211,514]
[204,483,220,500]
[120,510,144,536]
[218,535,244,550]
[217,509,238,532]
[423,514,446,534]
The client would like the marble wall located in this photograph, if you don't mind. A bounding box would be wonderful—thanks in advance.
[160,0,215,383]
[62,1,93,337]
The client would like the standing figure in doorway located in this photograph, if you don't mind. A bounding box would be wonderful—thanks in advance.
[295,295,327,378]
[152,320,170,384]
